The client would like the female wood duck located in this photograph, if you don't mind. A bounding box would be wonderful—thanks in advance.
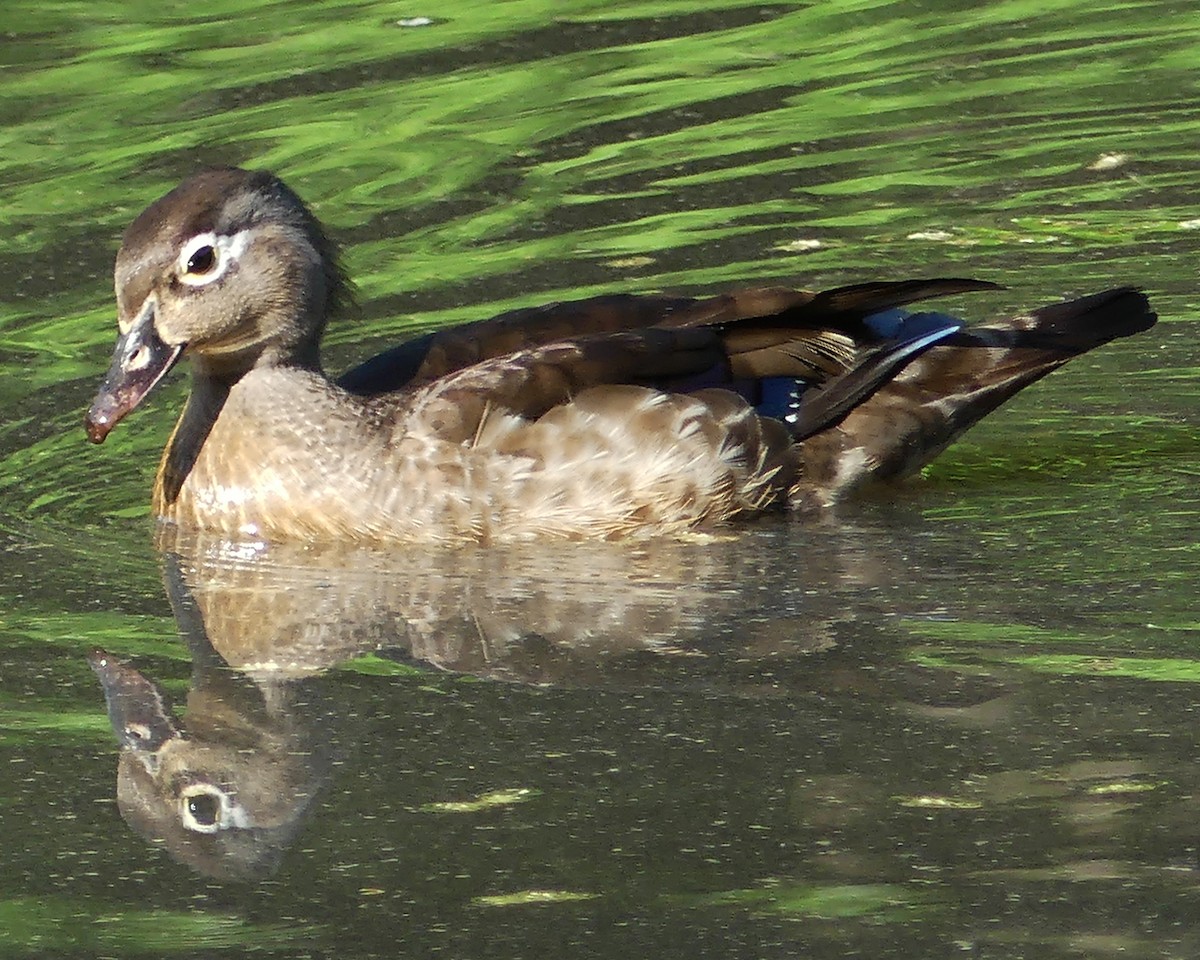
[85,168,1156,543]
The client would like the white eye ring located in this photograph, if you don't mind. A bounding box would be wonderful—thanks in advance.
[179,783,250,833]
[176,231,249,287]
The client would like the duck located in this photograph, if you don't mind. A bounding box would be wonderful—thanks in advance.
[84,167,1157,543]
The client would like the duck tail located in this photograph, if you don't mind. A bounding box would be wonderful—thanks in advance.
[794,287,1157,505]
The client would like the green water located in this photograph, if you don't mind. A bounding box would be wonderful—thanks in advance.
[1,1,1198,957]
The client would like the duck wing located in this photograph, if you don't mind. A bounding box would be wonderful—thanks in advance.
[376,279,997,444]
[337,279,998,395]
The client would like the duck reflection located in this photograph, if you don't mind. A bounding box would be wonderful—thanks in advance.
[154,521,874,680]
[89,515,1006,881]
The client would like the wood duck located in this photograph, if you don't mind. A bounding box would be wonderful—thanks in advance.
[85,168,1156,543]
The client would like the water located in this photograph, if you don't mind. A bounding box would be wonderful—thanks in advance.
[1,1,1198,957]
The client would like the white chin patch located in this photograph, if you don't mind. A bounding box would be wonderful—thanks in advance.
[176,230,250,287]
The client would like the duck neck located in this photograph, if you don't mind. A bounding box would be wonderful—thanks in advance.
[154,374,235,509]
[193,335,326,380]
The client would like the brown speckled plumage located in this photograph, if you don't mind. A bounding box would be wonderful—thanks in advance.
[86,168,1157,543]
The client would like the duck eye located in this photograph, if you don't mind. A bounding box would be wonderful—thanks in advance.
[185,245,217,275]
[185,792,221,829]
[177,231,247,287]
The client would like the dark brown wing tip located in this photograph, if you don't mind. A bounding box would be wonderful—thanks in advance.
[810,278,1004,316]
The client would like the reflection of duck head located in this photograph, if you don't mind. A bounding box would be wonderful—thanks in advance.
[88,647,334,882]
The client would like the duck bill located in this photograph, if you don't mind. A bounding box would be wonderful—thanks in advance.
[85,297,183,444]
[87,649,181,753]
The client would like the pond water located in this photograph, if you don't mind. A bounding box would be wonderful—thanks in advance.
[2,1,1198,957]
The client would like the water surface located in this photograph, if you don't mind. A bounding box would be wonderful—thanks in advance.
[1,1,1197,957]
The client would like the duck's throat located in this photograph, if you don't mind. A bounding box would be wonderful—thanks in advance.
[155,378,232,509]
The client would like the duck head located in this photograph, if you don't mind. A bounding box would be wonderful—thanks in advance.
[85,167,348,443]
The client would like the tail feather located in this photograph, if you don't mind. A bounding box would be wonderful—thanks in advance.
[794,287,1157,505]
